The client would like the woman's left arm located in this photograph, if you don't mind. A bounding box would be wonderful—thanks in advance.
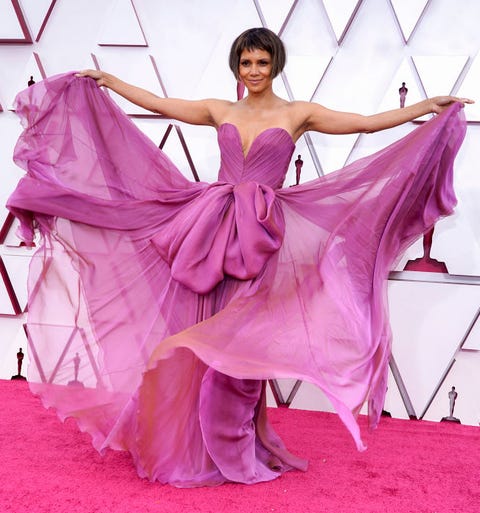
[296,96,474,136]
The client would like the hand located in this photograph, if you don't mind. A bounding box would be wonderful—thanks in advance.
[428,95,474,114]
[75,69,108,87]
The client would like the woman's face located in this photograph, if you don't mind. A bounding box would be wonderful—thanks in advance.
[238,48,273,93]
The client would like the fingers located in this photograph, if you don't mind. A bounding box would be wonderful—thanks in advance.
[75,69,102,80]
[430,96,474,115]
[74,70,107,88]
[444,95,474,105]
[75,69,93,77]
[450,96,475,103]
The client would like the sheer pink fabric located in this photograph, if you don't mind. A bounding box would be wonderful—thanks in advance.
[7,73,466,486]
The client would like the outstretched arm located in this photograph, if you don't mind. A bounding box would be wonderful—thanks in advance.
[76,70,228,126]
[296,96,474,135]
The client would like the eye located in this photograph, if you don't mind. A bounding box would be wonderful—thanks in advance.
[240,60,250,67]
[259,60,270,66]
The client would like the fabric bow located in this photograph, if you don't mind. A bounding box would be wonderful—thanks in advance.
[152,181,285,294]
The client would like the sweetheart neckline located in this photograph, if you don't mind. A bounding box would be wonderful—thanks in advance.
[218,122,295,160]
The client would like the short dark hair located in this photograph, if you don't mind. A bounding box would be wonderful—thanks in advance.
[229,27,286,80]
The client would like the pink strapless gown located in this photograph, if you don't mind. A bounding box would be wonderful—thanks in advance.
[7,73,466,487]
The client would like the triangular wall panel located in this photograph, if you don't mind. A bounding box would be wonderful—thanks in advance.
[157,123,200,182]
[322,0,363,44]
[384,364,413,420]
[462,310,480,351]
[389,281,480,417]
[281,0,337,103]
[0,213,15,245]
[0,0,32,43]
[284,134,324,184]
[389,0,431,42]
[412,55,469,97]
[309,132,360,175]
[2,252,33,312]
[8,53,46,109]
[422,352,480,425]
[377,57,426,113]
[97,0,147,46]
[91,53,162,115]
[19,0,57,41]
[457,54,480,121]
[285,55,332,102]
[256,0,297,34]
[0,257,21,315]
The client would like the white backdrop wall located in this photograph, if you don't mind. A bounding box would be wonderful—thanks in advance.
[0,0,479,427]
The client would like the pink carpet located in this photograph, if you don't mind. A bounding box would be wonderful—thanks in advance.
[1,380,478,513]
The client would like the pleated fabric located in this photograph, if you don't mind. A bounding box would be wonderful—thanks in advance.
[7,72,466,486]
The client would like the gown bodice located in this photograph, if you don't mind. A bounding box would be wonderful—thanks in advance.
[217,123,295,189]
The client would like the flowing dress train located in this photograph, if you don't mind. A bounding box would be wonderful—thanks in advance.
[7,73,466,486]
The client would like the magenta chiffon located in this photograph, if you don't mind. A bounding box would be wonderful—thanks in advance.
[7,73,465,486]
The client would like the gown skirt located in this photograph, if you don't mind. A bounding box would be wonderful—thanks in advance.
[6,73,466,486]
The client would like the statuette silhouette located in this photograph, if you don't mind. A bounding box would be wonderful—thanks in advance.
[68,352,84,387]
[441,386,461,423]
[399,82,408,108]
[11,347,27,380]
[294,155,303,185]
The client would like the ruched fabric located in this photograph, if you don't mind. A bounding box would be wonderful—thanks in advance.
[7,72,466,487]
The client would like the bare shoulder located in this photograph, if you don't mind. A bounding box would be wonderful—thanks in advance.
[204,99,235,126]
[287,100,327,117]
[284,100,327,138]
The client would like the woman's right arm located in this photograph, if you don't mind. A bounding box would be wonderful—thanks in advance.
[76,70,226,126]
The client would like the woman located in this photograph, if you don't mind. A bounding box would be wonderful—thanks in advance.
[8,28,471,487]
